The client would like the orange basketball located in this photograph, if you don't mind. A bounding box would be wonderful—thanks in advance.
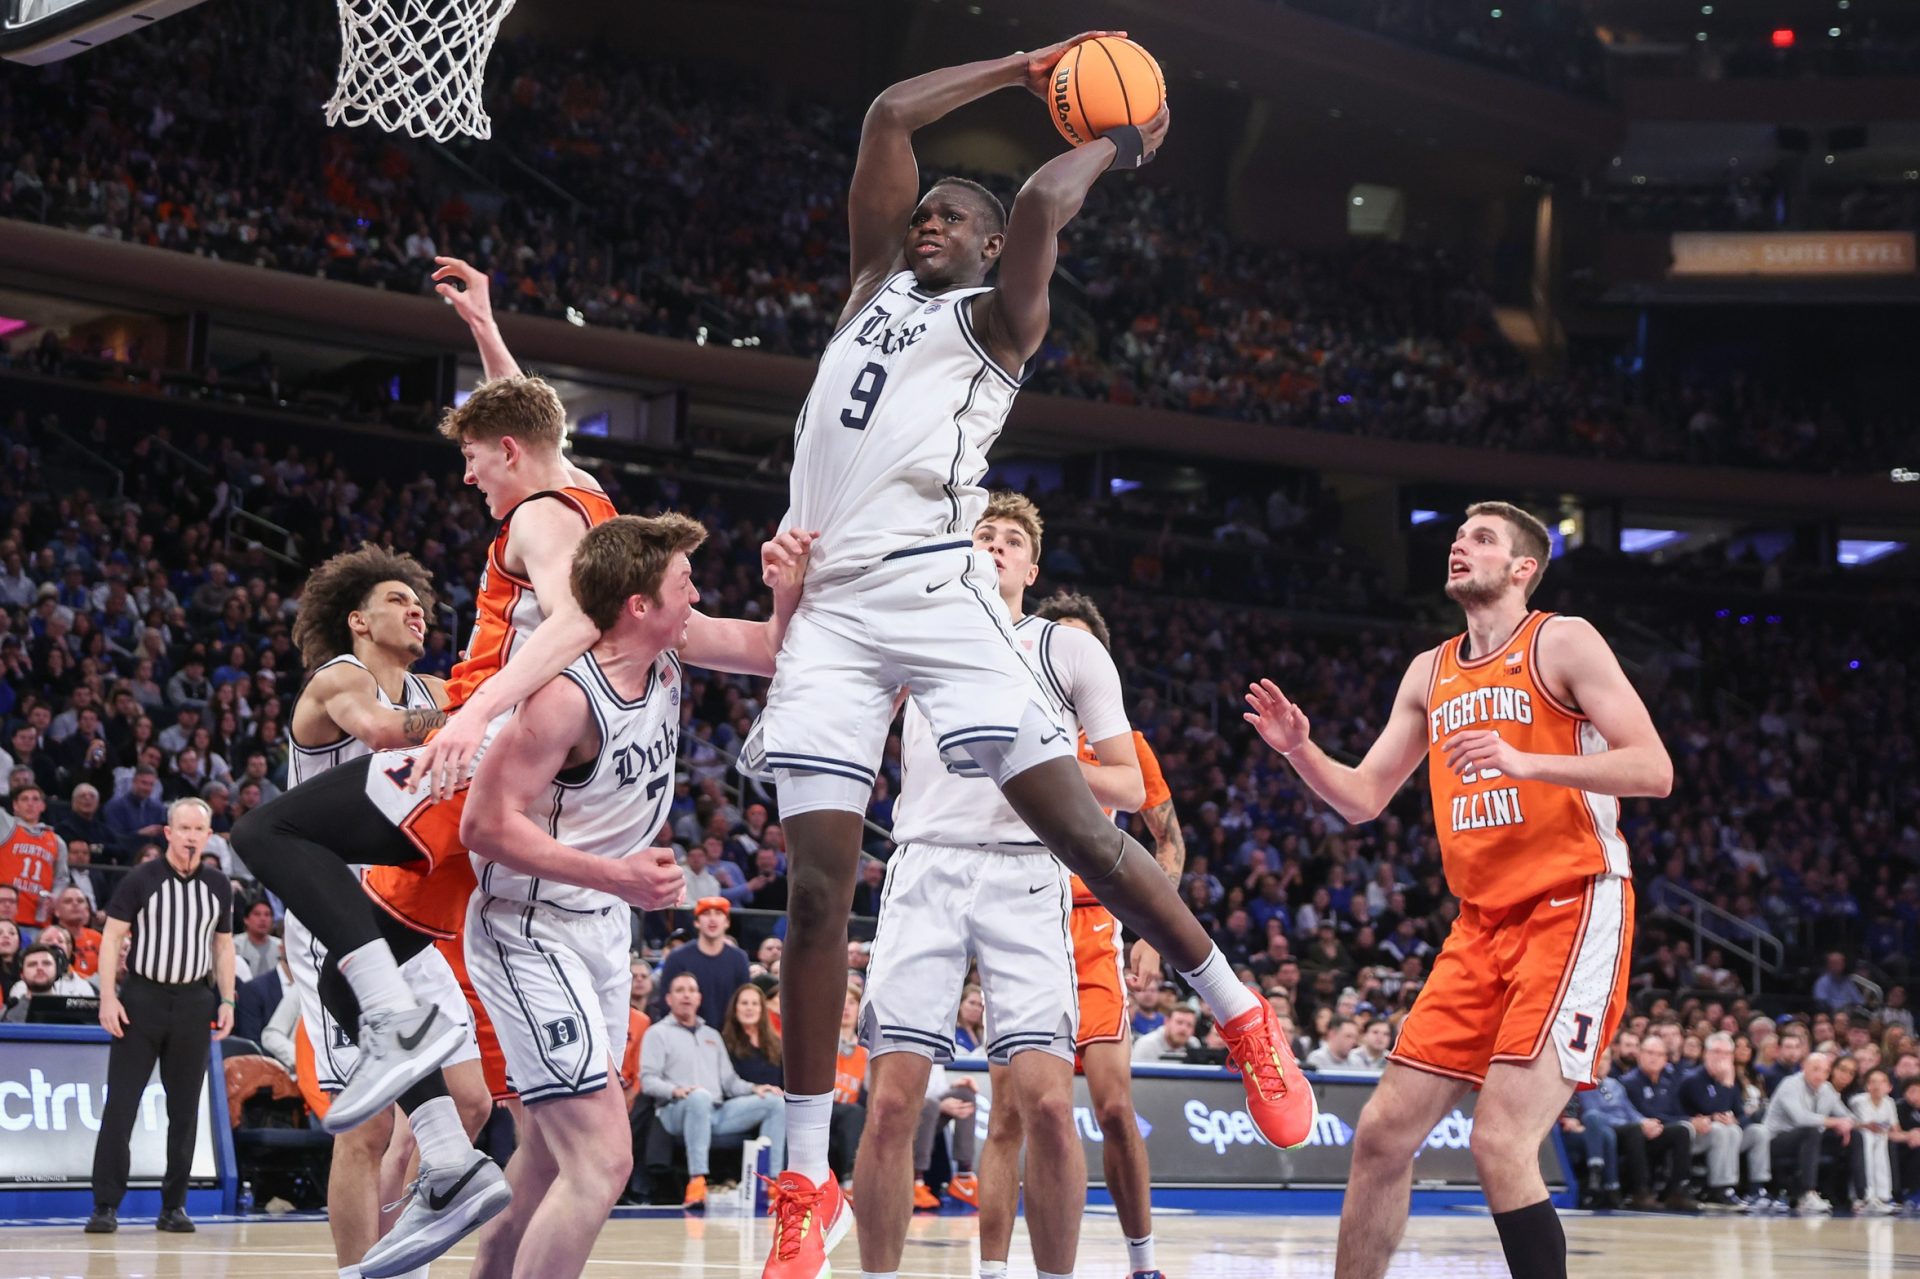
[1048,36,1165,148]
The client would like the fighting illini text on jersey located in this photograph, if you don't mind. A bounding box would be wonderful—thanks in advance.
[1425,610,1630,909]
[445,486,619,708]
[785,272,1021,581]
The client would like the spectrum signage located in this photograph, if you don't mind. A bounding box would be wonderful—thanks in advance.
[956,1062,1561,1189]
[0,1036,217,1187]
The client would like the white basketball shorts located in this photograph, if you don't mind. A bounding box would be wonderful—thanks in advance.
[465,894,631,1104]
[745,542,1069,805]
[284,909,478,1092]
[860,842,1077,1066]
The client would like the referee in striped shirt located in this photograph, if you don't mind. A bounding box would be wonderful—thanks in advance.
[85,797,235,1235]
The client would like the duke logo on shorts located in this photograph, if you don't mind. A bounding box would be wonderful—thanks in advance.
[465,649,682,1103]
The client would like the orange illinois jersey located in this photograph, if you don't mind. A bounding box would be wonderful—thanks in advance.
[1070,730,1171,907]
[0,823,62,924]
[1426,610,1629,910]
[444,486,618,708]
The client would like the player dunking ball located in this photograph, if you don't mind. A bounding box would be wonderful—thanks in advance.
[282,545,495,1279]
[1243,502,1673,1279]
[852,495,1143,1279]
[742,34,1312,1279]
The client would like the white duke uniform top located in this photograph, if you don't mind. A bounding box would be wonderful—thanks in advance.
[891,615,1130,850]
[471,649,683,914]
[784,271,1023,582]
[287,654,439,786]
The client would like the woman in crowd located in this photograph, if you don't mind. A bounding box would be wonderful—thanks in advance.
[953,984,985,1054]
[0,920,21,994]
[723,983,783,1089]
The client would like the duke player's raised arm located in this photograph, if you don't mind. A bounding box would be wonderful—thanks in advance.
[848,33,1123,313]
[978,103,1168,370]
[685,528,813,677]
[457,676,671,907]
[1245,649,1438,826]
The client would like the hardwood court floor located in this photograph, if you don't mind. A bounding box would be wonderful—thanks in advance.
[1,1207,1916,1277]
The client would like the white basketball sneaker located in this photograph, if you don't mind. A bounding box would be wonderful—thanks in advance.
[322,1003,462,1134]
[359,1149,511,1278]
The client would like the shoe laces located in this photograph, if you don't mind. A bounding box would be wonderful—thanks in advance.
[1227,1013,1292,1101]
[382,1174,425,1217]
[763,1175,822,1262]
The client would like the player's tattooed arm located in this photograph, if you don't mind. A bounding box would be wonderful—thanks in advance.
[400,705,447,746]
[1140,797,1187,883]
[308,664,445,752]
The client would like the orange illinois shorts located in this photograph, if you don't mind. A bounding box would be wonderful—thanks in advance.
[1070,901,1128,1052]
[361,788,477,942]
[1390,873,1634,1089]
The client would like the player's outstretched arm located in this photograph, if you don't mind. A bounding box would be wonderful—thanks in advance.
[410,500,601,799]
[459,677,685,910]
[1244,650,1436,825]
[848,32,1123,312]
[1443,618,1673,798]
[310,662,447,751]
[977,103,1169,370]
[680,529,814,677]
[433,256,523,381]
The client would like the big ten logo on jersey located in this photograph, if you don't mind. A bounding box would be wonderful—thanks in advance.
[612,721,680,791]
[850,306,927,357]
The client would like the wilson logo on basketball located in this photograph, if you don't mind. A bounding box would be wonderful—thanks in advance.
[1053,70,1085,145]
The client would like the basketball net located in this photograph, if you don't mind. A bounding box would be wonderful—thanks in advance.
[326,0,516,141]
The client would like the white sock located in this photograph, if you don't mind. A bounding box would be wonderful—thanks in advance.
[1178,948,1257,1022]
[338,1268,363,1279]
[1127,1234,1156,1273]
[979,1264,1009,1279]
[337,940,413,1018]
[785,1091,834,1183]
[861,1272,899,1279]
[407,1096,472,1172]
[1038,1270,1073,1279]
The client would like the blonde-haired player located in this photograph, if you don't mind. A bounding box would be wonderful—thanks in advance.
[1244,501,1672,1279]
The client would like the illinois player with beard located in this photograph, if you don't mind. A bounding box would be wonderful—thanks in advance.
[1243,501,1672,1279]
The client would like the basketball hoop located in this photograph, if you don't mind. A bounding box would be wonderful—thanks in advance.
[326,0,516,141]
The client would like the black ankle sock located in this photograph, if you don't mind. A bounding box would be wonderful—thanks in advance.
[1491,1197,1565,1279]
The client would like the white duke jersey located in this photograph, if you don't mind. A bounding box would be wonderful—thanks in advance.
[891,616,1129,849]
[288,655,439,786]
[785,271,1023,581]
[471,649,683,913]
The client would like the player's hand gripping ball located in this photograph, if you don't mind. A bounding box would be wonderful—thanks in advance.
[1043,35,1166,147]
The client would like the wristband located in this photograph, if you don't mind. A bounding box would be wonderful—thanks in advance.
[221,998,236,1007]
[1103,124,1148,171]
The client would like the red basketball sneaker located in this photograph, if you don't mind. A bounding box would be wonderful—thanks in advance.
[1218,1001,1317,1149]
[760,1170,852,1279]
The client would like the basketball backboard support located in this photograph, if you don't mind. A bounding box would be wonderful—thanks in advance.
[2,0,210,65]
